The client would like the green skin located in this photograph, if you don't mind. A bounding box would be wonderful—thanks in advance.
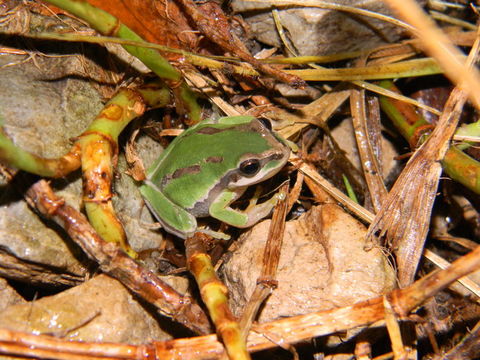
[140,116,290,238]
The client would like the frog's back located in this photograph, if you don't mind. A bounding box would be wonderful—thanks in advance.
[146,117,275,210]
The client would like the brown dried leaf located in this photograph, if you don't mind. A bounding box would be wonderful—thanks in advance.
[86,0,196,57]
[366,87,468,287]
[124,128,146,181]
[350,87,388,212]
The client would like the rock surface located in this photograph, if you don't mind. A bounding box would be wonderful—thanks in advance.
[331,116,399,180]
[0,52,97,285]
[232,0,405,56]
[222,204,396,322]
[0,274,171,343]
[0,278,25,313]
[0,10,166,285]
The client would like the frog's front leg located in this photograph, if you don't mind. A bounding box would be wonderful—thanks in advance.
[209,187,282,228]
[140,181,197,238]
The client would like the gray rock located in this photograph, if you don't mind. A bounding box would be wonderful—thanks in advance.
[0,278,25,313]
[232,0,406,56]
[114,134,167,252]
[222,204,395,322]
[0,274,171,343]
[0,53,100,285]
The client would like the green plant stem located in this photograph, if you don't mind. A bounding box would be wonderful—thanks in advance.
[77,84,170,257]
[442,146,480,192]
[379,80,480,194]
[0,130,81,177]
[43,0,201,122]
[186,235,251,360]
[0,82,170,256]
[378,80,432,143]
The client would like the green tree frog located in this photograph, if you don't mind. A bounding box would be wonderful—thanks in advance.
[139,115,290,238]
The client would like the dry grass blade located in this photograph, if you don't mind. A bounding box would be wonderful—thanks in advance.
[429,10,477,31]
[366,86,470,287]
[287,171,304,212]
[177,0,305,87]
[383,296,409,359]
[250,0,415,32]
[277,84,351,139]
[366,29,480,287]
[424,249,480,298]
[350,86,388,212]
[259,183,289,279]
[0,327,141,360]
[287,58,441,81]
[184,72,242,117]
[352,80,441,116]
[381,0,480,110]
[296,156,375,224]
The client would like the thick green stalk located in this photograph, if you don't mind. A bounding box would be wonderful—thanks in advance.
[378,80,432,145]
[43,0,201,122]
[44,0,179,81]
[379,80,480,194]
[0,129,81,177]
[186,235,251,360]
[442,146,480,193]
[0,82,170,256]
[77,84,170,257]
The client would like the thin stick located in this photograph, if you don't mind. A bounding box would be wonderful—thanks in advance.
[3,242,480,358]
[26,180,210,335]
[240,182,289,336]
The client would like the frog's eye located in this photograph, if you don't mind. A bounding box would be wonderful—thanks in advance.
[258,118,272,131]
[239,159,261,176]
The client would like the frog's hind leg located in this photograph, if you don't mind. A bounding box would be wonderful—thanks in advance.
[140,181,197,238]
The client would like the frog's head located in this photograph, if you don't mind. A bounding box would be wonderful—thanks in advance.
[227,118,290,188]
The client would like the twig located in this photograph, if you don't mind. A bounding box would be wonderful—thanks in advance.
[3,240,480,358]
[25,180,211,335]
